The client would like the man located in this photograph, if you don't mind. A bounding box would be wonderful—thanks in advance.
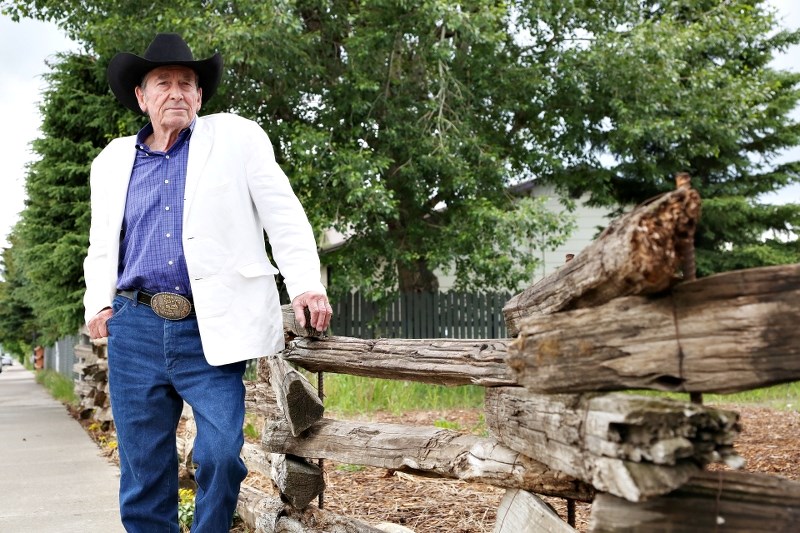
[84,33,332,532]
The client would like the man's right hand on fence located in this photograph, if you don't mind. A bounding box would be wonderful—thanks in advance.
[87,307,113,339]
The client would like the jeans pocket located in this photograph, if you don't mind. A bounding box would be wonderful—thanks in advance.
[107,295,132,326]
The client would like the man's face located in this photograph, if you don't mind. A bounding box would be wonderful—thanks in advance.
[135,65,202,132]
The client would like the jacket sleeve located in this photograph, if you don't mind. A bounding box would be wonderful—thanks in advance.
[82,143,125,323]
[240,119,326,301]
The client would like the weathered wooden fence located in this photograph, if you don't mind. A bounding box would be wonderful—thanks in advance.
[238,184,800,532]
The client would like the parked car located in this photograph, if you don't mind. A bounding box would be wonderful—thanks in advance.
[1,354,13,366]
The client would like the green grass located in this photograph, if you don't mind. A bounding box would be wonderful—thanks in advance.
[35,369,79,406]
[335,463,367,473]
[628,382,800,410]
[317,373,485,416]
[315,373,800,416]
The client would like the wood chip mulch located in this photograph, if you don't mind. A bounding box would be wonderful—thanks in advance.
[239,405,800,533]
[78,403,800,533]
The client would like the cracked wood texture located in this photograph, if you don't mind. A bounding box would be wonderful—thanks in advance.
[244,381,281,420]
[265,355,324,436]
[270,453,326,509]
[503,188,700,336]
[507,264,800,394]
[284,336,516,386]
[484,388,741,502]
[237,484,383,533]
[494,489,576,533]
[261,416,594,501]
[589,470,800,532]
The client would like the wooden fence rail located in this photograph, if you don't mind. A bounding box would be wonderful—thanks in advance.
[234,186,800,532]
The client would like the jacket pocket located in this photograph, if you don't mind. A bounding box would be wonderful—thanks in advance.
[237,261,279,278]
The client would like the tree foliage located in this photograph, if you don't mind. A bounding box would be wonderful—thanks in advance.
[0,53,123,345]
[1,0,798,345]
[543,0,800,273]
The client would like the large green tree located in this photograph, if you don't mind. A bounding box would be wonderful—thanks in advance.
[2,0,799,342]
[542,0,800,273]
[5,0,577,301]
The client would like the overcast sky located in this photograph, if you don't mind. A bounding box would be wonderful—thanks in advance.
[1,1,800,251]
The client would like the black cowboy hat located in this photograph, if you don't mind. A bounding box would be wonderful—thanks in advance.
[107,33,223,114]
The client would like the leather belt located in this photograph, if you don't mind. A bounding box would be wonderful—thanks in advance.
[117,289,195,320]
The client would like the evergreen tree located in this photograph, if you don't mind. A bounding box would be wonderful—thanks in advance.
[0,235,37,355]
[546,0,800,274]
[6,53,127,343]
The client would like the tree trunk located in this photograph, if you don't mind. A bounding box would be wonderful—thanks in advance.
[398,257,439,292]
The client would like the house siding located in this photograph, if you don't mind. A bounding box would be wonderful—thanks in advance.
[435,184,614,291]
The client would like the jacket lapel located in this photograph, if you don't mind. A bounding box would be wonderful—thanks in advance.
[184,116,213,223]
[108,137,137,243]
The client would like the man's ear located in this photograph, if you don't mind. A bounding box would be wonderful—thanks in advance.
[135,85,147,113]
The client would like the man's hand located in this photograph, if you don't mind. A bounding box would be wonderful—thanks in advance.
[291,291,333,332]
[87,307,113,340]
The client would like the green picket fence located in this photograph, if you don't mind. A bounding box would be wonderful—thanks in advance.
[329,291,511,339]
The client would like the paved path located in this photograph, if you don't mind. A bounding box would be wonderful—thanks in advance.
[0,363,124,532]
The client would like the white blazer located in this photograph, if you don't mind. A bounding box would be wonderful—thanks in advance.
[83,113,325,365]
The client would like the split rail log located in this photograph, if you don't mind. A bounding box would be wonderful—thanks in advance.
[281,305,326,339]
[588,470,800,532]
[265,354,324,436]
[237,485,383,533]
[244,381,280,419]
[506,263,800,394]
[284,336,515,386]
[503,187,701,336]
[270,453,326,509]
[484,388,741,502]
[494,489,576,533]
[241,442,272,478]
[261,417,595,501]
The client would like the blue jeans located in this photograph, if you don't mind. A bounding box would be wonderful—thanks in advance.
[107,294,247,532]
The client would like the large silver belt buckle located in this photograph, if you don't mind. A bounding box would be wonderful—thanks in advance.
[150,292,192,320]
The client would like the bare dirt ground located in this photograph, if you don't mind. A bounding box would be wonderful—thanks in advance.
[80,403,800,532]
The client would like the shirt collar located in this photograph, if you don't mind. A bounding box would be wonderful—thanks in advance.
[135,117,196,153]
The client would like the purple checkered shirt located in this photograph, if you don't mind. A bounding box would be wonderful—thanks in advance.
[116,120,194,297]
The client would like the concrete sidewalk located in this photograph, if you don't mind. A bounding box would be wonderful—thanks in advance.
[0,363,124,532]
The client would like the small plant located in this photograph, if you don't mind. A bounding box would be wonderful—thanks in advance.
[178,488,196,532]
[434,418,462,431]
[243,412,262,440]
[243,422,260,440]
[335,463,366,473]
